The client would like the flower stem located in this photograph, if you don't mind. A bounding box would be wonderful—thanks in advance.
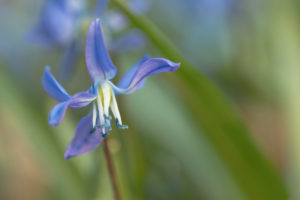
[103,138,122,200]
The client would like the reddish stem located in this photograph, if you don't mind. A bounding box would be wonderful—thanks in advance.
[103,138,122,200]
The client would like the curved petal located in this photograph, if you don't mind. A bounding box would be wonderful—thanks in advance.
[64,113,104,159]
[49,91,96,126]
[49,102,69,126]
[116,54,150,93]
[112,58,180,95]
[42,66,71,102]
[68,92,97,108]
[85,19,117,83]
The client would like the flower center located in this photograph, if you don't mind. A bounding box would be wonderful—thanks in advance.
[91,82,128,137]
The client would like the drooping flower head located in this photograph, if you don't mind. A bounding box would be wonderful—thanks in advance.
[42,19,180,159]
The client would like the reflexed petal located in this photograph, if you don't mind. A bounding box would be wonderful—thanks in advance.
[115,54,150,95]
[42,66,71,102]
[49,92,96,126]
[85,19,117,82]
[49,102,68,126]
[112,58,180,95]
[64,113,104,159]
[68,92,97,108]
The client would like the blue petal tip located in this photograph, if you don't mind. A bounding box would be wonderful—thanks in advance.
[45,66,51,71]
[64,152,72,160]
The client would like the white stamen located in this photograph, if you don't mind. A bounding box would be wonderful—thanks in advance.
[102,82,112,117]
[110,89,122,125]
[96,91,105,133]
[92,102,97,128]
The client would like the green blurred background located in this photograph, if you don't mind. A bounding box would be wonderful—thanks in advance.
[1,0,300,199]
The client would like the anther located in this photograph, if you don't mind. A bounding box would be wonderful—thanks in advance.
[116,119,128,129]
[89,127,97,134]
[104,114,112,120]
[102,132,109,138]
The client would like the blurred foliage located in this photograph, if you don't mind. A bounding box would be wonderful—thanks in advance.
[2,0,300,199]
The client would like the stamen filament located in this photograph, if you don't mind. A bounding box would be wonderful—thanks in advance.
[110,89,122,124]
[102,83,112,118]
[96,90,107,135]
[92,102,97,128]
[110,89,128,130]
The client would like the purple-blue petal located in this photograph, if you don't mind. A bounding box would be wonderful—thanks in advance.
[42,66,71,102]
[68,92,97,108]
[48,92,96,126]
[113,58,180,95]
[49,102,69,126]
[85,19,117,83]
[64,113,104,159]
[115,54,150,95]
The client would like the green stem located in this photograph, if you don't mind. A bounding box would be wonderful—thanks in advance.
[110,1,288,199]
[104,138,122,200]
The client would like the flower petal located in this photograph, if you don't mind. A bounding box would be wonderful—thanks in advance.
[68,92,97,108]
[114,54,149,95]
[49,102,69,126]
[112,58,180,95]
[49,92,96,126]
[85,19,117,83]
[64,113,104,159]
[42,66,71,102]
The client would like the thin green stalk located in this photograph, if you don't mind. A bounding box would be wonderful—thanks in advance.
[110,1,288,199]
[104,138,122,200]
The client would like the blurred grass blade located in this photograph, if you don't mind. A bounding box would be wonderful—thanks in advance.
[111,1,288,199]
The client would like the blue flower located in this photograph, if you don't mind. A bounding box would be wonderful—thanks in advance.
[30,0,86,81]
[30,0,85,47]
[42,19,180,159]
